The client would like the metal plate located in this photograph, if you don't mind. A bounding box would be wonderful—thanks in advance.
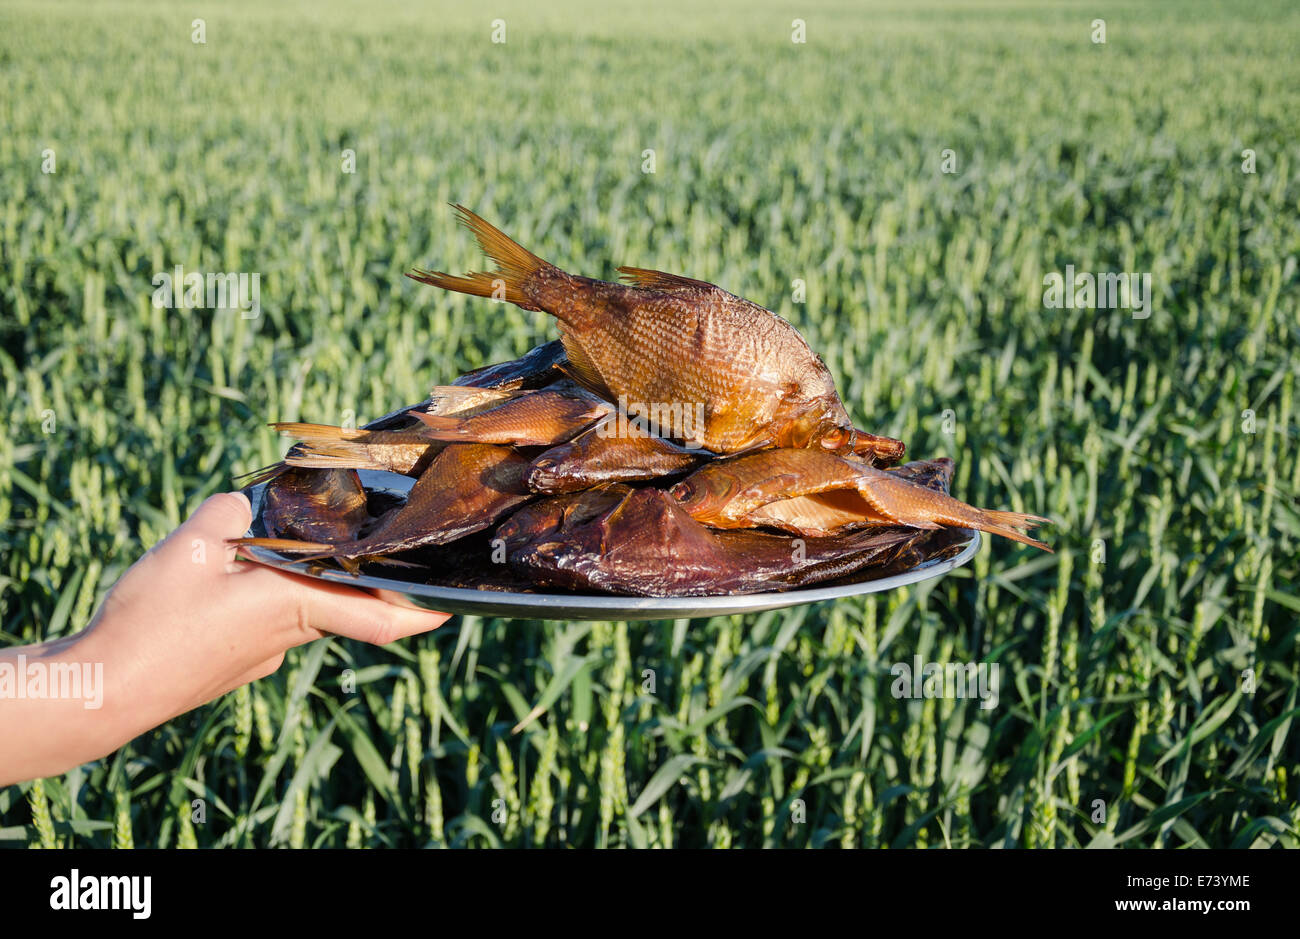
[240,469,982,621]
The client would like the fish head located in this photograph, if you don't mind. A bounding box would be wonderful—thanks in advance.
[668,467,743,522]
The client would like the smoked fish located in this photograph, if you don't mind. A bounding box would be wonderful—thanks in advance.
[408,206,903,460]
[670,448,1051,549]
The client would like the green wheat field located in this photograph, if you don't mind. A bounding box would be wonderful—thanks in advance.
[1,0,1297,848]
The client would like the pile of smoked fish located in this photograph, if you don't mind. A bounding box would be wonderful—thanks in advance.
[234,207,1051,597]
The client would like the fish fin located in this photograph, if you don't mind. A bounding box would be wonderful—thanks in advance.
[976,511,1053,551]
[556,327,616,400]
[275,423,433,473]
[427,385,514,416]
[721,436,776,457]
[407,205,556,312]
[407,267,542,311]
[235,461,288,486]
[284,446,400,473]
[274,421,365,441]
[413,412,468,439]
[616,266,719,294]
[276,421,430,445]
[858,472,1053,551]
[229,536,335,555]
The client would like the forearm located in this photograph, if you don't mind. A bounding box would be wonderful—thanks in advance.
[0,629,134,786]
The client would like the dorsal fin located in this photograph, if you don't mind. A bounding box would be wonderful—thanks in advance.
[616,266,720,294]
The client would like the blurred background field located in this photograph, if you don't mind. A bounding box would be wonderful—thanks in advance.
[1,0,1297,847]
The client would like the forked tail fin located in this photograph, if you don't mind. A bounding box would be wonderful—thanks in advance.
[973,510,1053,551]
[407,205,559,312]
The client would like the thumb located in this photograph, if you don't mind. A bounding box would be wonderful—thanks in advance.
[185,491,254,564]
[148,492,253,567]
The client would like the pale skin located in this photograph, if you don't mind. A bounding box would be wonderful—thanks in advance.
[0,492,450,787]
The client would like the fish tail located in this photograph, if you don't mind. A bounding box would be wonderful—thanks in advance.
[274,422,434,473]
[859,474,1053,551]
[284,444,386,472]
[407,205,560,313]
[275,423,389,471]
[973,510,1053,551]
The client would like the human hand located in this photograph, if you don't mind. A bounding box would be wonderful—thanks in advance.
[0,491,449,786]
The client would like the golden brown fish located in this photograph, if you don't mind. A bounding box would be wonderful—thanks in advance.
[232,443,533,560]
[273,386,519,477]
[242,384,518,484]
[408,206,903,459]
[414,381,612,447]
[669,449,1051,549]
[741,457,957,536]
[525,418,706,494]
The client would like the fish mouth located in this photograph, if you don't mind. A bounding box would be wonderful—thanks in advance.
[525,459,562,489]
[669,478,721,515]
[669,476,741,521]
[668,479,695,504]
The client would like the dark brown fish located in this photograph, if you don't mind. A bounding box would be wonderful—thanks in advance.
[414,381,611,447]
[408,206,903,457]
[232,443,533,560]
[670,449,1051,549]
[508,487,923,596]
[258,466,371,543]
[452,339,569,391]
[525,419,706,494]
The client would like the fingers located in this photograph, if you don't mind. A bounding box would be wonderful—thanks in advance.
[244,563,451,646]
